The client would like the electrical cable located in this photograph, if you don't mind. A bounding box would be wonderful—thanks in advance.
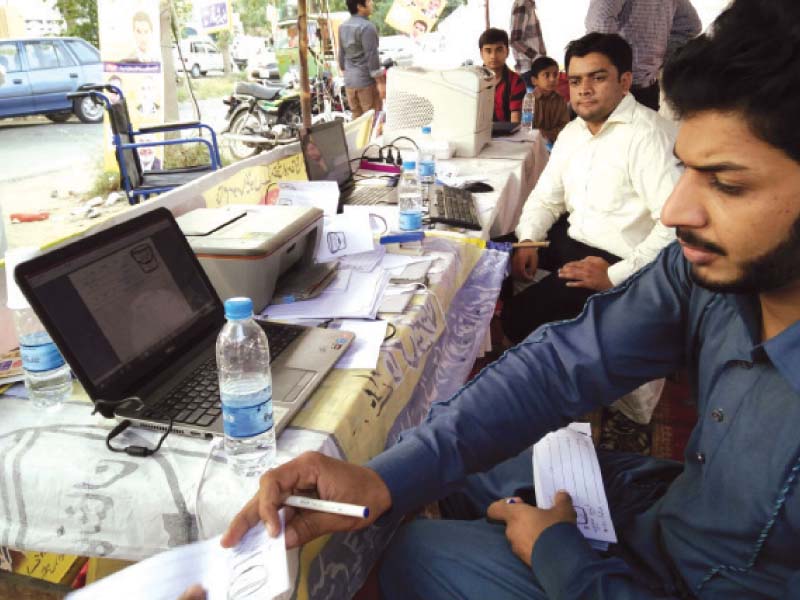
[93,397,174,458]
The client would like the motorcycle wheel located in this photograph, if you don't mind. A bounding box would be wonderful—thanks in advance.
[279,101,303,130]
[228,110,265,161]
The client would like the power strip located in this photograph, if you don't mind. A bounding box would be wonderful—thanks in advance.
[359,159,402,174]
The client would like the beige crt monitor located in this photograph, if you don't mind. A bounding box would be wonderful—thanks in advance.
[383,66,495,157]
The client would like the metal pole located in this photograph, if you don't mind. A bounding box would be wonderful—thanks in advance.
[297,0,312,129]
[485,0,490,29]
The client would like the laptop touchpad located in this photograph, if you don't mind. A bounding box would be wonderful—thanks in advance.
[273,368,315,404]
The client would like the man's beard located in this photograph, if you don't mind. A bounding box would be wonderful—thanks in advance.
[679,215,800,294]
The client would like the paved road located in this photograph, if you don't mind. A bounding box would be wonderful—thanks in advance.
[0,117,103,184]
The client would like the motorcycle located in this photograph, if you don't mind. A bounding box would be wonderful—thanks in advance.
[222,64,349,161]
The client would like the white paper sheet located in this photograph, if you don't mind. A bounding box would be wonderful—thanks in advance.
[342,204,400,234]
[334,319,388,369]
[68,518,289,600]
[277,181,340,216]
[338,247,386,272]
[316,211,376,263]
[532,424,617,546]
[264,269,391,320]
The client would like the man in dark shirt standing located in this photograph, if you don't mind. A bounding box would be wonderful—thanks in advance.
[338,0,385,119]
[480,28,527,122]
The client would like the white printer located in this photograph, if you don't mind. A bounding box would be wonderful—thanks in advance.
[177,205,322,312]
[383,66,495,157]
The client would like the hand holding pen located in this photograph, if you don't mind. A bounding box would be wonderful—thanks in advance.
[221,451,392,549]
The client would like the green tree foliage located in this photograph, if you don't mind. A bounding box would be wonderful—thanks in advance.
[235,0,271,35]
[55,0,99,47]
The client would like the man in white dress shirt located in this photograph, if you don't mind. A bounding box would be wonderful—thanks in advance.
[504,32,679,345]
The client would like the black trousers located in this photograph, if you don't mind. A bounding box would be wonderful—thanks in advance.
[631,80,660,111]
[501,216,621,344]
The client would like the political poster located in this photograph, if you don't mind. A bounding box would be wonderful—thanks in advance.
[97,0,164,173]
[196,0,233,34]
[385,0,446,38]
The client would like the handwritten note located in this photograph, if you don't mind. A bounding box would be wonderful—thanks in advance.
[532,424,617,547]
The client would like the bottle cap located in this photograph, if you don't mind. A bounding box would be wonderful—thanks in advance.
[421,126,431,134]
[5,247,40,310]
[402,160,417,171]
[526,87,534,93]
[224,297,253,320]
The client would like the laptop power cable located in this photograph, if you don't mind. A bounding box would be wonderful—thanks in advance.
[92,397,174,457]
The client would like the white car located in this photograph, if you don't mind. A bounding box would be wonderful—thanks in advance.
[379,35,415,67]
[174,36,224,78]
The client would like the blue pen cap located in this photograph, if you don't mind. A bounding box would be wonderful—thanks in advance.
[402,160,416,171]
[224,297,253,320]
[421,126,431,134]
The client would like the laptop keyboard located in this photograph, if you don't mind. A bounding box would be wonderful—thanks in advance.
[345,186,396,205]
[144,321,303,426]
[428,186,482,230]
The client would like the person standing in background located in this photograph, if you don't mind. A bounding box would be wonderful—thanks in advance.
[585,0,700,110]
[338,0,385,119]
[509,0,546,87]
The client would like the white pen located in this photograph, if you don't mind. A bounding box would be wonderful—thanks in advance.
[284,495,370,519]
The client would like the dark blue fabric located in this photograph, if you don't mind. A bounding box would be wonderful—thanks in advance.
[369,241,800,598]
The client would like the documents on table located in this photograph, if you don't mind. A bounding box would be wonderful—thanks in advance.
[532,423,617,550]
[264,268,392,320]
[343,204,400,233]
[277,181,339,216]
[67,518,290,600]
[316,210,376,263]
[334,319,388,369]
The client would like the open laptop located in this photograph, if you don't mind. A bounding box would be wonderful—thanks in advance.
[300,120,397,206]
[492,121,520,137]
[14,208,354,439]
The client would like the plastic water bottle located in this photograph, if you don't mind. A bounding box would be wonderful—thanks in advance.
[216,297,276,476]
[5,247,71,410]
[521,87,535,132]
[398,160,423,231]
[418,126,436,186]
[13,308,72,409]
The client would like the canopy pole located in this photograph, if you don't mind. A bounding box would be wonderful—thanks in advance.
[297,0,312,129]
[485,0,490,29]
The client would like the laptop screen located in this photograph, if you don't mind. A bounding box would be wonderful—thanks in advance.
[17,209,221,399]
[299,121,353,189]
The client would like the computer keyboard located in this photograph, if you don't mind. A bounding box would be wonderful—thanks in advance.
[428,186,482,231]
[345,185,397,205]
[145,321,303,425]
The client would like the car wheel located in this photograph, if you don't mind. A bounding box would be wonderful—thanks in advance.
[73,96,104,124]
[46,112,72,123]
[190,64,202,78]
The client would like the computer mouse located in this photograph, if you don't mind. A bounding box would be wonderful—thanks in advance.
[464,181,494,193]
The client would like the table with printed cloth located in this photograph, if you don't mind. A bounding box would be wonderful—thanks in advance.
[0,234,509,599]
[0,127,548,597]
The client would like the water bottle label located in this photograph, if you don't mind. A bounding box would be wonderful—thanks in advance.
[521,112,534,125]
[419,161,435,177]
[399,210,422,231]
[20,340,65,372]
[222,386,273,438]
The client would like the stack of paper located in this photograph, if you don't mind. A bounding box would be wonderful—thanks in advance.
[532,423,617,551]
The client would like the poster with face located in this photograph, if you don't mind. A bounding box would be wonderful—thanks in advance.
[385,0,445,38]
[97,0,164,172]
